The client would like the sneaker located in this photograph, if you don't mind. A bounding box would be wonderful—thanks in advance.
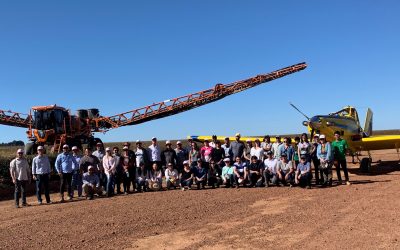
[38,201,43,205]
[68,196,73,201]
[21,203,30,207]
[346,181,351,186]
[46,201,53,204]
[124,192,128,195]
[181,187,185,191]
[289,184,293,188]
[15,204,19,208]
[307,186,312,189]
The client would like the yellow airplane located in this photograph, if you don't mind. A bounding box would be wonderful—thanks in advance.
[189,105,400,172]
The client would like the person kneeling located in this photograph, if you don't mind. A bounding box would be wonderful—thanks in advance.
[82,166,103,200]
[277,153,295,187]
[233,156,248,188]
[208,160,222,188]
[221,158,235,188]
[147,163,162,191]
[194,161,207,190]
[263,151,279,187]
[165,163,179,190]
[180,161,194,191]
[136,162,148,192]
[247,156,264,187]
[295,155,312,189]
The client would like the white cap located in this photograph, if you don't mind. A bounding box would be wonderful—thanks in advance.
[71,146,78,150]
[136,140,141,144]
[63,144,69,149]
[37,146,44,150]
[123,146,129,150]
[176,141,182,144]
[319,134,326,139]
[17,149,23,153]
[314,134,320,138]
[88,165,94,171]
[151,137,157,140]
[223,158,231,162]
[183,160,189,165]
[167,163,173,166]
[246,139,251,142]
[105,147,111,151]
[166,140,171,145]
[235,133,241,137]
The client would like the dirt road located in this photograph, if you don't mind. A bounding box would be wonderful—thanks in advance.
[1,150,399,249]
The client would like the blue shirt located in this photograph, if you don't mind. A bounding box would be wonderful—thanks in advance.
[55,153,78,174]
[32,155,51,175]
[279,145,295,161]
[317,143,333,161]
[72,154,81,172]
[82,172,100,188]
[297,162,310,174]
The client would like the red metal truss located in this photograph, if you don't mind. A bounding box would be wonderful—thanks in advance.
[0,109,31,128]
[96,62,307,130]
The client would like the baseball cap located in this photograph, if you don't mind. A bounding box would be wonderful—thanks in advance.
[314,134,320,138]
[88,165,94,171]
[235,133,241,137]
[166,140,171,145]
[17,149,23,154]
[71,146,78,151]
[96,142,102,146]
[183,160,189,165]
[105,147,111,152]
[246,139,251,142]
[319,134,326,139]
[176,141,182,145]
[167,163,173,167]
[151,137,157,141]
[223,158,231,162]
[136,140,141,144]
[63,144,69,149]
[37,146,44,150]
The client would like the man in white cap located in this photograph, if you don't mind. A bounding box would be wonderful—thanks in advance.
[148,137,161,168]
[316,134,333,186]
[175,141,188,173]
[55,144,78,202]
[161,140,177,172]
[32,146,52,204]
[71,146,83,198]
[230,133,245,161]
[221,158,235,188]
[10,149,31,208]
[93,142,106,190]
[82,165,102,200]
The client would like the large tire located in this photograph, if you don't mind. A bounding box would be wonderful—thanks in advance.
[24,142,36,155]
[360,157,371,173]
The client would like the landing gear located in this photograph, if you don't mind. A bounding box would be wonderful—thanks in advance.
[360,157,372,172]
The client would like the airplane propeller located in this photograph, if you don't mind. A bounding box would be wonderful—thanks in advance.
[289,102,315,138]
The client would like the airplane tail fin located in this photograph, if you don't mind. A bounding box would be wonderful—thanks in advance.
[363,108,373,137]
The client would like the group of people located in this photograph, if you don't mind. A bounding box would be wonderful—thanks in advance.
[9,131,350,208]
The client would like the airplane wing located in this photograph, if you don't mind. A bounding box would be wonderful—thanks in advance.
[352,135,400,151]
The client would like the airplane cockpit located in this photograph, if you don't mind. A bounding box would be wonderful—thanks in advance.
[329,106,360,125]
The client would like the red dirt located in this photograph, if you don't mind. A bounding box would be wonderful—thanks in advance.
[1,149,400,249]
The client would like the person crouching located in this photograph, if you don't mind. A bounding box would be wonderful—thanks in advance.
[82,166,103,200]
[165,163,179,190]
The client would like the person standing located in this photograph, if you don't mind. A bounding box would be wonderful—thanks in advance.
[272,136,282,159]
[211,141,225,169]
[243,139,253,163]
[332,131,351,185]
[79,147,100,174]
[161,140,178,171]
[221,137,233,162]
[55,144,78,202]
[230,133,245,161]
[189,142,200,168]
[250,139,264,162]
[200,140,213,170]
[298,133,311,162]
[148,137,161,168]
[121,146,135,194]
[261,135,272,152]
[293,136,301,167]
[93,142,106,190]
[317,135,333,187]
[279,138,295,162]
[175,141,188,173]
[113,147,123,194]
[71,146,82,198]
[10,149,31,208]
[32,146,52,205]
[311,134,322,185]
[135,140,150,171]
[103,147,116,197]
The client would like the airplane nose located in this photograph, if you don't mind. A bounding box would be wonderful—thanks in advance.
[302,121,309,126]
[309,116,322,129]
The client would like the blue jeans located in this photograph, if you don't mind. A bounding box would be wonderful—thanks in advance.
[36,174,50,203]
[180,179,193,188]
[106,174,115,196]
[71,171,83,197]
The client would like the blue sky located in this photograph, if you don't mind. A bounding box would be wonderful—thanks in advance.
[0,1,399,143]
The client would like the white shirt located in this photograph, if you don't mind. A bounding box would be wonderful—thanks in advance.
[10,158,30,181]
[102,155,116,175]
[135,148,145,167]
[250,147,264,161]
[165,168,179,180]
[272,142,282,159]
[148,144,161,161]
[264,158,278,174]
